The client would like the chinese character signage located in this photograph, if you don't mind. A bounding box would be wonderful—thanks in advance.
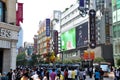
[89,9,96,49]
[46,18,50,37]
[79,0,85,8]
[53,30,58,55]
[105,10,110,44]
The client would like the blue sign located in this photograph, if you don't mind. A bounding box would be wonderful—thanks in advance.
[46,18,50,36]
[79,0,84,8]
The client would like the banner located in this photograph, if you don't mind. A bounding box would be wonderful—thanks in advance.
[16,3,23,26]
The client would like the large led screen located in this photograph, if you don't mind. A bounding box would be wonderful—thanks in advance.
[61,28,76,50]
[76,22,88,48]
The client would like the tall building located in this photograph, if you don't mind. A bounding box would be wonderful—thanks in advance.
[60,0,114,64]
[112,0,120,66]
[24,42,34,56]
[17,27,23,49]
[37,20,52,60]
[0,0,20,73]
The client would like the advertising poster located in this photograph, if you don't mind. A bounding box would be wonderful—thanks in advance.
[61,28,76,50]
[117,9,120,21]
[76,22,88,48]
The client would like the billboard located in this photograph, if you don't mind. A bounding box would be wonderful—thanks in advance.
[76,22,88,48]
[61,28,76,50]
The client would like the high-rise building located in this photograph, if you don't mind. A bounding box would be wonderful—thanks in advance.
[37,20,52,60]
[0,0,20,73]
[112,0,120,66]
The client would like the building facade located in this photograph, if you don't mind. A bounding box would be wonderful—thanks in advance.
[112,0,120,66]
[60,0,114,64]
[37,20,52,60]
[0,0,20,73]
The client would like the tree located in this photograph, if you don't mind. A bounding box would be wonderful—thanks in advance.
[16,52,27,66]
[94,57,105,63]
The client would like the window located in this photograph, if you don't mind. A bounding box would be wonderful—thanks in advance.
[0,1,5,22]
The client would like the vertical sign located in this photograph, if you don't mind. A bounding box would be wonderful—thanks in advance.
[46,18,50,36]
[16,3,23,26]
[89,9,96,49]
[53,30,58,55]
[105,10,110,44]
[79,0,85,8]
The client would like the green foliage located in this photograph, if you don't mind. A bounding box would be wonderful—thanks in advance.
[63,58,81,64]
[117,58,120,66]
[16,52,27,66]
[94,57,105,63]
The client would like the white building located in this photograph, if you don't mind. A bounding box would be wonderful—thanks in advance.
[60,0,114,64]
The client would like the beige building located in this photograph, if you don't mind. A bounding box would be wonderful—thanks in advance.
[0,0,20,73]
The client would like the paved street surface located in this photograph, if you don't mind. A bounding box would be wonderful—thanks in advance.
[85,76,114,80]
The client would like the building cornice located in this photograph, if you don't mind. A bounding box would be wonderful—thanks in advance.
[0,22,21,32]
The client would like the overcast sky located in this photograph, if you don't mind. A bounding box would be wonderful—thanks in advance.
[18,0,77,43]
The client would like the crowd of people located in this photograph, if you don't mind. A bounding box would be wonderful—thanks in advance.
[0,65,120,80]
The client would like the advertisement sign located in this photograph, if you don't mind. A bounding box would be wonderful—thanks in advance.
[117,9,120,21]
[117,0,120,9]
[46,19,50,36]
[79,0,84,8]
[76,22,88,48]
[61,28,76,50]
[53,30,58,55]
[113,11,117,23]
[89,51,95,60]
[83,50,89,60]
[112,0,116,11]
[89,9,96,49]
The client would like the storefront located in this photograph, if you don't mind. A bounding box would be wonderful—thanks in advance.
[0,22,20,73]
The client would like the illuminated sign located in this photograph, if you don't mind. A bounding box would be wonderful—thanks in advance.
[0,28,11,38]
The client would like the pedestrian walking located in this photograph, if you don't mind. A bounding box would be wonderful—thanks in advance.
[94,69,100,80]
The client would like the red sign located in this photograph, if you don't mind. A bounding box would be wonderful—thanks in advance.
[16,3,23,26]
[89,51,95,60]
[83,51,89,60]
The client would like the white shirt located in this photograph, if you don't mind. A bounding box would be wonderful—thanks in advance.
[68,70,72,78]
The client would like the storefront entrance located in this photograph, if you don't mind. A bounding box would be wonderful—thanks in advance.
[0,49,3,73]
